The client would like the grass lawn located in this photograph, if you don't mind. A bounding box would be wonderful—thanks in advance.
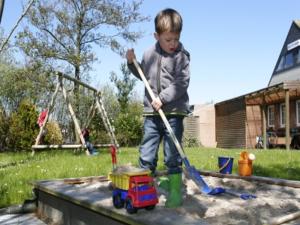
[0,147,300,208]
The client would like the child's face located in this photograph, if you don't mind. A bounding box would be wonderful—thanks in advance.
[154,31,180,54]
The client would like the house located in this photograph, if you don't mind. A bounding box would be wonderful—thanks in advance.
[215,20,300,149]
[184,104,216,147]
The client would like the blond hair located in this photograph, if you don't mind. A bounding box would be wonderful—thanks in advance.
[155,8,182,34]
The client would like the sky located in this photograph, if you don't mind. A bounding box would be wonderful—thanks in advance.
[2,0,300,105]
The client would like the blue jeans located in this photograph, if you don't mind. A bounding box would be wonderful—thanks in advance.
[86,141,96,154]
[139,116,183,175]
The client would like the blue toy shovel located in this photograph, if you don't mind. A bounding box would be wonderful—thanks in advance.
[225,189,256,200]
[132,59,224,196]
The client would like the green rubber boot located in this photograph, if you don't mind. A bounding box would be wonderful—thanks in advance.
[165,173,183,208]
[158,176,169,191]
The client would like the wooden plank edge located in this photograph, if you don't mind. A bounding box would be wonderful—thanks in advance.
[268,211,300,225]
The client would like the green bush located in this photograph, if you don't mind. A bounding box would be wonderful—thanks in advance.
[44,121,63,144]
[94,130,111,144]
[183,136,202,148]
[7,99,39,151]
[0,106,8,151]
[114,111,143,147]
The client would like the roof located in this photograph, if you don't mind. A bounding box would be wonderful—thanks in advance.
[245,81,300,105]
[268,20,300,86]
[216,81,300,106]
[216,20,300,107]
[294,20,300,29]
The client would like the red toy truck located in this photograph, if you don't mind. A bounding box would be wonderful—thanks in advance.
[109,169,158,214]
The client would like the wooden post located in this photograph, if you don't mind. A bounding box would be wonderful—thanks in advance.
[56,72,98,92]
[60,77,89,155]
[32,144,113,149]
[262,98,267,150]
[83,100,96,129]
[285,89,290,150]
[95,92,119,149]
[32,82,60,156]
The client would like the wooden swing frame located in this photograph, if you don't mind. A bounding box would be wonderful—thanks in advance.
[32,72,119,155]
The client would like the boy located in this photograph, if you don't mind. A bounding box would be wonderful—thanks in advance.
[82,128,98,155]
[126,8,190,208]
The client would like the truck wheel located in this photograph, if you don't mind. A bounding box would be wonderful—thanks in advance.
[113,194,124,209]
[145,205,155,210]
[125,198,137,214]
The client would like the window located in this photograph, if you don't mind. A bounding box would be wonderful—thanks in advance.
[275,47,300,72]
[284,53,294,68]
[280,103,285,127]
[276,57,284,71]
[268,105,275,127]
[297,49,300,64]
[296,100,300,126]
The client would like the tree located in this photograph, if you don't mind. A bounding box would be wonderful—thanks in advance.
[114,101,143,146]
[0,62,53,114]
[99,83,120,120]
[0,27,52,115]
[110,62,137,112]
[17,0,149,82]
[109,63,142,146]
[16,0,148,143]
[0,0,35,53]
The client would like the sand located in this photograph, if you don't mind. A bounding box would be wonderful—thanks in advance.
[156,175,300,225]
[107,165,300,224]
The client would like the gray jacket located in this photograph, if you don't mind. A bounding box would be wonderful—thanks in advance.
[128,42,190,115]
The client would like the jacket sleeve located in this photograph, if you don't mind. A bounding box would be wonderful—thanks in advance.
[159,54,190,104]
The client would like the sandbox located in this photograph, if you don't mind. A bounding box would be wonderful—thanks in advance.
[32,173,300,225]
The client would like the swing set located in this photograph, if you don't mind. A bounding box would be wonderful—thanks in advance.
[32,72,119,156]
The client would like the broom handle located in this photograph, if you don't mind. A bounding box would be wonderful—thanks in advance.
[133,59,186,159]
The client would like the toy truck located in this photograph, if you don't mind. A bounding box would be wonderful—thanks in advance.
[109,169,158,214]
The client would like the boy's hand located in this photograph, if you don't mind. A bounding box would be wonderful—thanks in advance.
[126,49,136,64]
[151,97,163,111]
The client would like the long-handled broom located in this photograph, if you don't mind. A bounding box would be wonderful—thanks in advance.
[132,59,225,195]
[132,59,257,199]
